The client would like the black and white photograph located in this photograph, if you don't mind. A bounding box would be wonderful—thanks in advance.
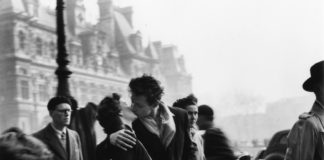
[0,0,323,160]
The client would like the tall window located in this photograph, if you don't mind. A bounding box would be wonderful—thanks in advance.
[35,37,42,56]
[49,41,56,58]
[18,31,26,49]
[39,84,48,102]
[43,41,48,56]
[20,80,29,99]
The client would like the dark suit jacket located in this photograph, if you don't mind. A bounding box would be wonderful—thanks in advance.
[33,124,83,160]
[132,107,194,160]
[203,128,236,160]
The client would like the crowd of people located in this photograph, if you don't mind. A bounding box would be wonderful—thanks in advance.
[0,60,324,160]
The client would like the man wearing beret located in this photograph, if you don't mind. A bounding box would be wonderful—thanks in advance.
[33,96,83,160]
[285,60,324,160]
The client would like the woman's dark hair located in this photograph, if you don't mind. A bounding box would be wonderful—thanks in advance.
[129,74,164,106]
[97,93,123,134]
[173,94,198,109]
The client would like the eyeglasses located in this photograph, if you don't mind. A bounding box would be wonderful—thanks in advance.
[55,109,71,114]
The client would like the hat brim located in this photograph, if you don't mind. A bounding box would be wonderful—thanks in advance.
[303,77,315,92]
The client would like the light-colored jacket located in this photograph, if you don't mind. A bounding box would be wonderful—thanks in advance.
[191,128,206,160]
[285,101,324,160]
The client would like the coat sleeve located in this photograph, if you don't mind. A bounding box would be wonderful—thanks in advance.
[135,140,152,160]
[285,119,318,160]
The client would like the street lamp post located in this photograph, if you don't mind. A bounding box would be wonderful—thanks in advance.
[55,0,72,97]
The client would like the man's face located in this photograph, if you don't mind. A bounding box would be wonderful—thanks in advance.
[131,95,153,118]
[185,105,198,128]
[196,115,208,130]
[50,103,72,128]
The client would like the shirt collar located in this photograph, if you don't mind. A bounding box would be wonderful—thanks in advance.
[50,123,66,136]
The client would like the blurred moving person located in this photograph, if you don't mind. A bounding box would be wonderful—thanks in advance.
[173,94,206,160]
[285,60,324,160]
[265,153,284,160]
[197,104,236,160]
[33,96,83,160]
[96,93,151,160]
[0,127,53,160]
[69,100,97,160]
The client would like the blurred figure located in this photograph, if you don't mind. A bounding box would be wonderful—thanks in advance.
[0,127,53,160]
[33,96,83,160]
[173,94,206,160]
[109,75,195,160]
[69,100,97,160]
[2,127,23,134]
[197,105,236,160]
[285,60,324,160]
[96,93,151,160]
[237,155,251,160]
[265,153,284,160]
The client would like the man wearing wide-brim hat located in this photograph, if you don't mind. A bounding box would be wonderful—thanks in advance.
[285,60,324,160]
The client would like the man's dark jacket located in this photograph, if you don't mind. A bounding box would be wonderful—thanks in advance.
[132,107,194,160]
[33,124,83,160]
[204,128,236,160]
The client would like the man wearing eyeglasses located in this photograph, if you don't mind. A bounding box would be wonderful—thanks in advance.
[33,96,83,160]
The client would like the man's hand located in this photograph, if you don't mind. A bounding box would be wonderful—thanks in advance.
[109,129,136,151]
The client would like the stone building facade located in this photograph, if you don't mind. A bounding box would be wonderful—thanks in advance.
[0,0,192,133]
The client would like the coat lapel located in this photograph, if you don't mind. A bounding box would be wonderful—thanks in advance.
[311,102,324,131]
[44,124,68,160]
[166,108,177,155]
[67,129,74,160]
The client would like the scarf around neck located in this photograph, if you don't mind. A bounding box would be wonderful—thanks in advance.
[140,102,176,148]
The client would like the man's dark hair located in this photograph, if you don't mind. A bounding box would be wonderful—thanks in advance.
[129,74,164,106]
[173,94,198,110]
[198,104,214,121]
[97,93,123,134]
[47,96,72,111]
[67,96,78,111]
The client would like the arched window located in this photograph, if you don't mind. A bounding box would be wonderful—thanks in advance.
[35,37,42,55]
[18,31,25,49]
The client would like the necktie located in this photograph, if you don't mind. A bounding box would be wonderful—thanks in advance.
[60,132,67,151]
